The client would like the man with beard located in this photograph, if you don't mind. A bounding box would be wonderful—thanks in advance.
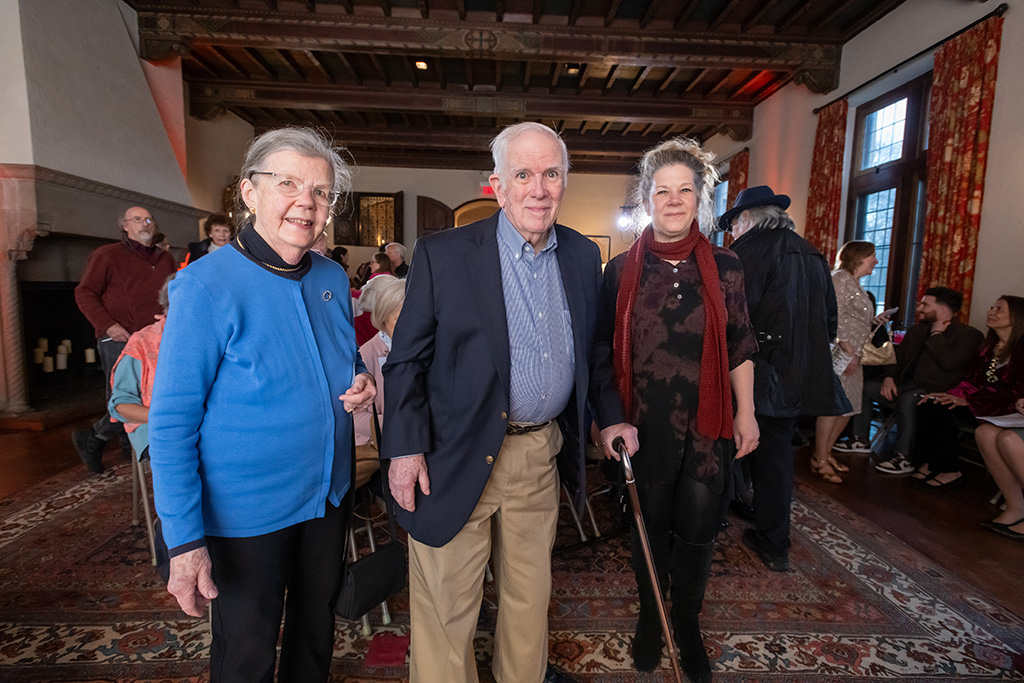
[861,287,984,474]
[73,206,176,474]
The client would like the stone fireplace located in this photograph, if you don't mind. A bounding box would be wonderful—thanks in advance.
[0,164,205,414]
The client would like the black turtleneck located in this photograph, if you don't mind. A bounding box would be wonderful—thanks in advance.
[231,224,312,281]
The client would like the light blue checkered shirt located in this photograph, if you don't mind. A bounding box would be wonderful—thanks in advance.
[496,210,575,424]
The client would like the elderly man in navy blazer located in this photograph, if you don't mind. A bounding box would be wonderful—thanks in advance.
[382,122,637,683]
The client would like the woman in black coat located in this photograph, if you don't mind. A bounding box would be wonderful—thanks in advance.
[186,214,234,265]
[724,186,851,572]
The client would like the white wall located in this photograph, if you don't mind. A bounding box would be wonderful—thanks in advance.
[19,0,191,205]
[707,0,1023,327]
[0,0,33,164]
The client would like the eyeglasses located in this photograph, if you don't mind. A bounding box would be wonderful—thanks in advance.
[250,171,338,207]
[125,216,153,226]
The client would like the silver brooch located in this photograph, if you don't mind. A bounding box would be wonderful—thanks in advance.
[322,290,332,302]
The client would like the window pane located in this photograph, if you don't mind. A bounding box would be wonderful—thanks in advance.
[860,98,908,170]
[855,187,896,314]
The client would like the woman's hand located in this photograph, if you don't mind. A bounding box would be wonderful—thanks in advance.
[733,409,760,459]
[919,392,967,408]
[599,423,639,461]
[340,373,377,412]
[1015,397,1024,415]
[842,355,861,376]
[168,546,218,617]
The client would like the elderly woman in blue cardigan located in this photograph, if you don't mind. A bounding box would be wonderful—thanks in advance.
[149,127,376,683]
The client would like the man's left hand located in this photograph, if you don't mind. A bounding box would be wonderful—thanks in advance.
[599,423,639,461]
[340,373,377,412]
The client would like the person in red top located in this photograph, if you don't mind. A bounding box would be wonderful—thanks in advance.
[73,205,176,474]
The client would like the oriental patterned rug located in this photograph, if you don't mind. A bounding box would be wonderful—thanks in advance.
[1,462,1022,682]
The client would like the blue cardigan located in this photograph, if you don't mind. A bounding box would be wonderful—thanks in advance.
[149,246,363,549]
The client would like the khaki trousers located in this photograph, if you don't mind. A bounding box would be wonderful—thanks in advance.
[409,422,563,683]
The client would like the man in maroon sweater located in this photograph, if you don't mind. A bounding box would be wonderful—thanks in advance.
[73,206,176,474]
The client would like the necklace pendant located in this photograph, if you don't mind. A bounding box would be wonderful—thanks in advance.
[322,290,332,302]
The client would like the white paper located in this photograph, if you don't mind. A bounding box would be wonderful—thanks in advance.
[978,413,1024,428]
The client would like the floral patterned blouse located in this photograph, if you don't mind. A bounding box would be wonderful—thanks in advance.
[603,247,757,494]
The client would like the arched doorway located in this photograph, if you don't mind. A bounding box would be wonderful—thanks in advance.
[454,198,499,227]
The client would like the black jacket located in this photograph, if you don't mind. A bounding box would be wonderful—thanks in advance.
[884,321,983,393]
[731,227,851,418]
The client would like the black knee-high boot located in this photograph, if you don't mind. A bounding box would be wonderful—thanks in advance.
[630,528,671,672]
[670,536,714,683]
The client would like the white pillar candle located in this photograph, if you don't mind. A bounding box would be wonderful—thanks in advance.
[33,348,45,364]
[84,348,96,363]
[42,357,54,373]
[55,354,67,370]
[38,338,49,352]
[56,344,67,356]
[61,339,72,353]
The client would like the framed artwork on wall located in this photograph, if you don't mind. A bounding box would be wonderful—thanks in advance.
[585,234,611,264]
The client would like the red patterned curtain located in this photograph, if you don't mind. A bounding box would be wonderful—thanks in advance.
[726,148,749,209]
[721,149,749,247]
[804,99,848,265]
[916,17,1003,319]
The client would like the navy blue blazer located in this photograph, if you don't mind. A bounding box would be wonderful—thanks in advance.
[381,213,625,547]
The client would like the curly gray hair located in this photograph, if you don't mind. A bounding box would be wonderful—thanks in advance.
[632,137,719,235]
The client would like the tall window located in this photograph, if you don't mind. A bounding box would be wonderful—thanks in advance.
[846,73,930,324]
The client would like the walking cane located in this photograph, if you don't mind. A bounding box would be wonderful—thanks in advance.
[614,437,684,683]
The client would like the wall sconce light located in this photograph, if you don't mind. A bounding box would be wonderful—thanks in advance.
[617,205,635,230]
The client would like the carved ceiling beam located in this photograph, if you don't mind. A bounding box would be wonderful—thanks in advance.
[193,79,755,125]
[248,125,673,157]
[137,12,842,79]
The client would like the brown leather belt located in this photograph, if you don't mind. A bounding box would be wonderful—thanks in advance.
[505,421,552,436]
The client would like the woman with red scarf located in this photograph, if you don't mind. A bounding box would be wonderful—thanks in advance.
[596,138,758,682]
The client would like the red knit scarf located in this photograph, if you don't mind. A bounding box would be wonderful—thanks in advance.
[613,223,733,439]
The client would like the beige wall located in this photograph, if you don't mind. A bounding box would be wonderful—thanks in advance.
[184,112,255,224]
[352,165,635,259]
[707,0,1023,328]
[18,0,191,205]
[0,1,33,164]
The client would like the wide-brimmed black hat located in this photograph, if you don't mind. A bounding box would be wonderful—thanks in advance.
[717,185,791,232]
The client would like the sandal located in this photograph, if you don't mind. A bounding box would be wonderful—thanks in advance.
[910,466,932,480]
[827,456,850,473]
[810,456,843,484]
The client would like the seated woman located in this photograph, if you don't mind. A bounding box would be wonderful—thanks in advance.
[108,276,174,457]
[353,277,406,487]
[913,296,1024,489]
[354,266,398,346]
[976,397,1024,539]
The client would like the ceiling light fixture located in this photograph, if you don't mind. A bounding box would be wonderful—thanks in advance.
[565,63,581,75]
[415,60,429,70]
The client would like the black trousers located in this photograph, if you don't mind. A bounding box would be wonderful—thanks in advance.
[205,497,349,683]
[636,467,729,546]
[92,338,127,441]
[913,402,974,474]
[745,415,799,557]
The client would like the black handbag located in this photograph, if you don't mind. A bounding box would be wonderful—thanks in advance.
[335,404,407,621]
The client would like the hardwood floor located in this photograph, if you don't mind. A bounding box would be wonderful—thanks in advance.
[3,415,1023,619]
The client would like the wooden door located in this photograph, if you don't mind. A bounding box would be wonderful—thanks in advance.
[417,196,454,238]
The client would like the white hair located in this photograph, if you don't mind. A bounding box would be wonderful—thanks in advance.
[490,122,570,187]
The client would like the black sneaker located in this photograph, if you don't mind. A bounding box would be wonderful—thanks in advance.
[875,453,914,474]
[833,438,872,453]
[72,428,106,474]
[742,528,789,572]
